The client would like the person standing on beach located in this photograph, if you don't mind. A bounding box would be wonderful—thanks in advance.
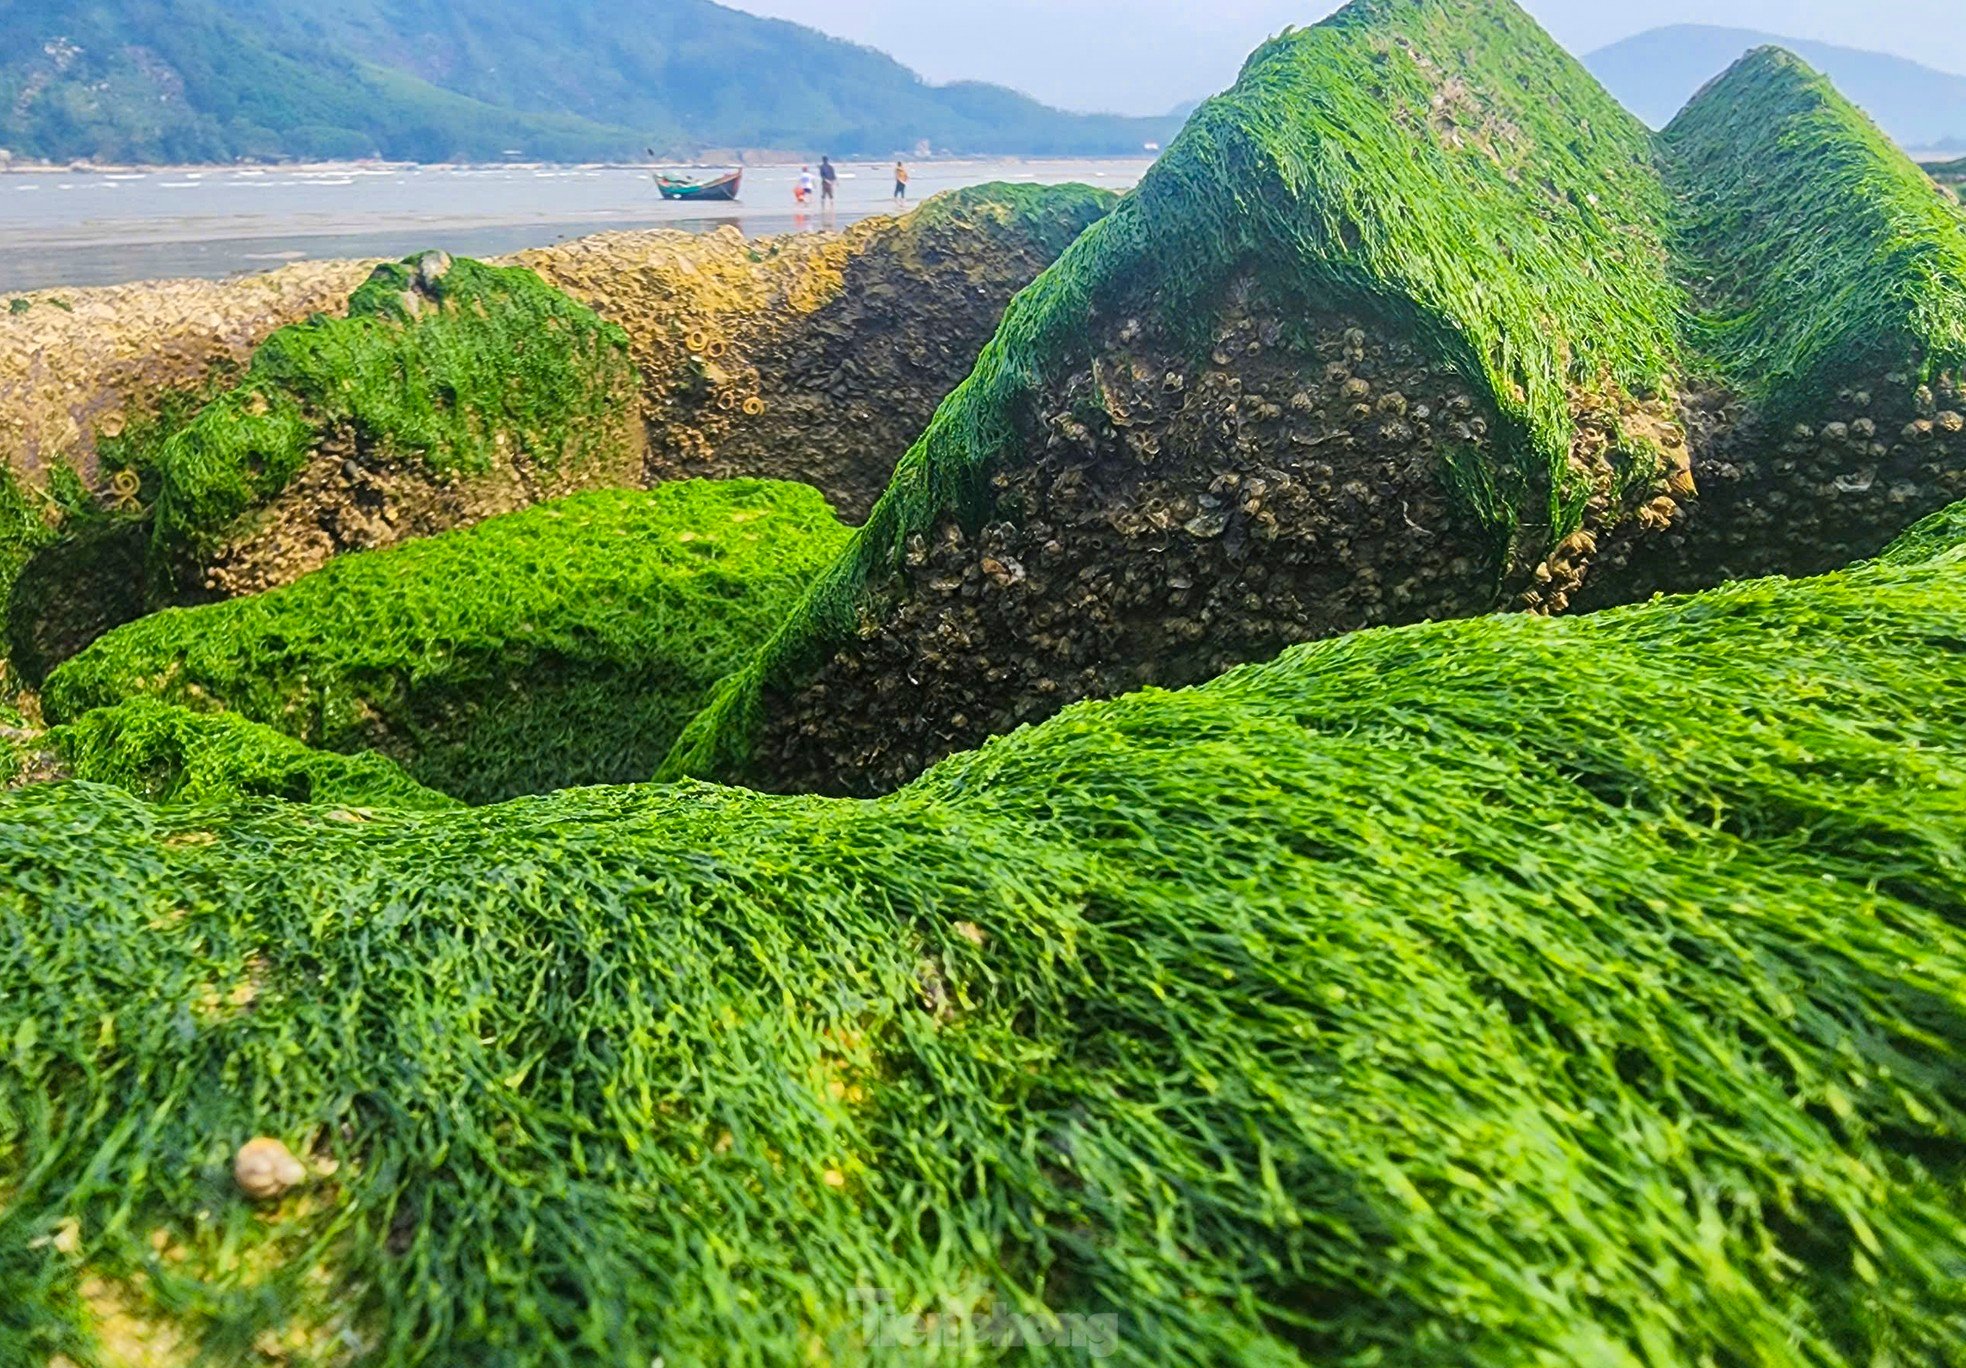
[893,161,910,204]
[819,157,837,205]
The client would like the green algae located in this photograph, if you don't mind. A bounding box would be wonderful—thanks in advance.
[1877,496,1966,566]
[0,463,151,684]
[0,466,57,626]
[5,7,1966,1358]
[663,0,1694,784]
[148,252,639,571]
[55,698,455,810]
[664,4,1966,787]
[4,506,1966,1362]
[1665,47,1966,415]
[45,481,852,804]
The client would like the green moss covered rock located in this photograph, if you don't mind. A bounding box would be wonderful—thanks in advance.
[45,481,851,804]
[1668,49,1966,416]
[663,0,1966,796]
[147,251,644,600]
[4,504,1966,1361]
[1568,47,1966,606]
[0,253,645,682]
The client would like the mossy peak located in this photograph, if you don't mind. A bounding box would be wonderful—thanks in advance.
[900,0,1681,519]
[1100,0,1676,469]
[660,0,1686,783]
[1665,44,1966,412]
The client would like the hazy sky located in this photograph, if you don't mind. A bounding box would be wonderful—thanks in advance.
[722,0,1966,115]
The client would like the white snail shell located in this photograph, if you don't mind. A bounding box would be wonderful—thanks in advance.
[233,1137,307,1202]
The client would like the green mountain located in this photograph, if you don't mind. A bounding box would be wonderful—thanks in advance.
[0,0,1176,164]
[1587,24,1966,147]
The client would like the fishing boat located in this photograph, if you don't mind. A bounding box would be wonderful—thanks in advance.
[655,169,742,202]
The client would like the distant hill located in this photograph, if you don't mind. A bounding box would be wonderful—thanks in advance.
[0,0,1176,164]
[1586,25,1966,147]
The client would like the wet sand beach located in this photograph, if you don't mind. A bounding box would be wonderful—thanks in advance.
[0,158,1152,292]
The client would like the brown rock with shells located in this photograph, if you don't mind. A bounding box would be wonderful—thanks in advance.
[517,211,1090,523]
[1572,371,1965,607]
[0,261,376,482]
[743,276,1677,796]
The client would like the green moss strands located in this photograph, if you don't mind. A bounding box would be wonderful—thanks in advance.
[53,699,456,810]
[4,510,1966,1360]
[148,253,640,568]
[45,482,852,804]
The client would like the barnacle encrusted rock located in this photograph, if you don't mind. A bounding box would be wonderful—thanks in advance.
[665,2,1966,797]
[514,182,1116,522]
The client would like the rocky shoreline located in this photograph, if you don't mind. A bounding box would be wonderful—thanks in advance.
[1,187,1112,505]
[0,185,1115,678]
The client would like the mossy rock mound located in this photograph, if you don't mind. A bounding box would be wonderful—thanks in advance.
[0,254,644,680]
[44,481,851,804]
[516,182,1118,522]
[665,0,1966,796]
[666,0,1685,793]
[4,504,1966,1360]
[147,251,645,602]
[1576,46,1966,604]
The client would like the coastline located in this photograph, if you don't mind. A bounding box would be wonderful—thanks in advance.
[0,153,1145,176]
[0,157,1152,293]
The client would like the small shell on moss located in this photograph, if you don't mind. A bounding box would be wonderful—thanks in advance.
[234,1137,307,1202]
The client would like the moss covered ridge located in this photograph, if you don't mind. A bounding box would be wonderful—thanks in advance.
[1556,47,1966,609]
[663,0,1690,783]
[948,0,1681,528]
[1666,46,1966,417]
[149,251,641,578]
[6,505,1966,1360]
[45,481,852,805]
[663,0,1966,789]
